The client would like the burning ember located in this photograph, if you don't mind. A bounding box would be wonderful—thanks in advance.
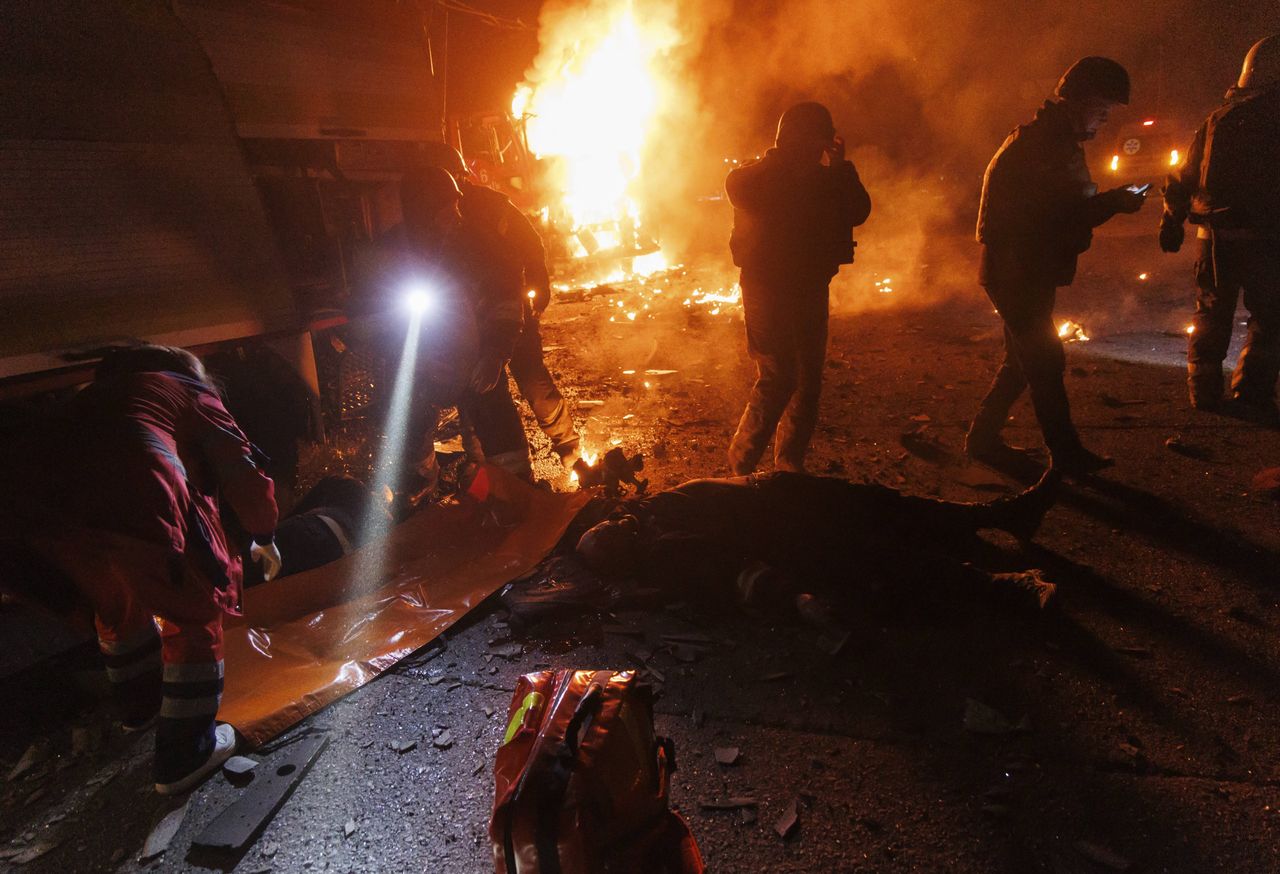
[512,0,678,268]
[1186,324,1196,335]
[1058,320,1090,343]
[1138,272,1149,281]
[874,277,895,294]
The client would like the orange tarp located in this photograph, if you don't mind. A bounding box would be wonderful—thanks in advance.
[219,466,589,746]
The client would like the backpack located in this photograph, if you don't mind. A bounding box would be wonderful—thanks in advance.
[490,669,705,874]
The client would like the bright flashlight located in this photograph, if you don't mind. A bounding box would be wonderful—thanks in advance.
[404,285,434,316]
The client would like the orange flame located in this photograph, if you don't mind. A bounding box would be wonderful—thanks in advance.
[513,1,676,271]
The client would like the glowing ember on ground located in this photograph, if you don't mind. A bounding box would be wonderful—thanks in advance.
[1058,320,1090,342]
[1186,324,1196,335]
[875,277,895,294]
[1138,273,1149,280]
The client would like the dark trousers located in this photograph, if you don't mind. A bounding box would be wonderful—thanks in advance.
[464,376,532,478]
[1189,237,1280,406]
[728,274,830,475]
[508,310,579,456]
[970,281,1079,454]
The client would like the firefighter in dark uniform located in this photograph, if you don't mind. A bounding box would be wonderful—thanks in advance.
[422,144,582,468]
[725,102,871,475]
[395,166,532,488]
[966,58,1147,475]
[1160,34,1280,420]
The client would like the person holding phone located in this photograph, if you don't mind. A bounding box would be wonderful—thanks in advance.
[725,102,872,475]
[1160,34,1280,419]
[966,57,1147,476]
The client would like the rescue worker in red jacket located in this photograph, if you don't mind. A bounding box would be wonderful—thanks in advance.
[1160,34,1280,420]
[725,102,871,475]
[0,346,278,794]
[422,143,582,467]
[966,58,1147,475]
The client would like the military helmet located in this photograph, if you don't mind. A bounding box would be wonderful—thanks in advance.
[1054,57,1131,105]
[775,102,836,147]
[1238,34,1280,90]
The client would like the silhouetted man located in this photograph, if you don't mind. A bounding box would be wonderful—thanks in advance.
[1161,35,1280,421]
[966,58,1147,476]
[423,143,582,467]
[725,102,871,475]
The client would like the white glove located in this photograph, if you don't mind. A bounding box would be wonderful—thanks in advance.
[250,540,283,582]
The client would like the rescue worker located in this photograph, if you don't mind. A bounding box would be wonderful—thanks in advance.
[394,166,532,491]
[0,346,279,794]
[725,102,872,475]
[422,143,582,467]
[573,469,1062,615]
[1160,35,1280,420]
[966,58,1147,475]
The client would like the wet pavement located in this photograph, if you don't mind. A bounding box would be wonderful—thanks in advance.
[3,227,1280,872]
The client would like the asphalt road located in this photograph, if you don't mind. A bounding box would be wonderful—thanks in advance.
[3,228,1279,873]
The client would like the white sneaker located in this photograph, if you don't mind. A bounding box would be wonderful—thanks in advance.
[155,723,237,795]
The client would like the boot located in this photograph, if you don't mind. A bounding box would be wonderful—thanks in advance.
[1187,363,1224,411]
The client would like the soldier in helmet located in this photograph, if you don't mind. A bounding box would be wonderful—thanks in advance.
[966,57,1148,476]
[725,102,872,476]
[1160,35,1280,422]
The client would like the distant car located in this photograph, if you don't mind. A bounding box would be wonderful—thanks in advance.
[1093,115,1198,188]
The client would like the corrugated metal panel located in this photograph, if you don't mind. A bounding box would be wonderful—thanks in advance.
[176,0,443,140]
[0,1,296,378]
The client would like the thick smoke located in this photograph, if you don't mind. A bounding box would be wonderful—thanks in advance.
[520,0,1279,318]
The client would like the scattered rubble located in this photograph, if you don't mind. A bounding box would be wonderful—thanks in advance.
[713,747,740,766]
[773,799,799,839]
[140,800,189,862]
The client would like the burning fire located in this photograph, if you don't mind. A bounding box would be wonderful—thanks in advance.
[1058,320,1090,343]
[568,446,600,487]
[513,1,678,267]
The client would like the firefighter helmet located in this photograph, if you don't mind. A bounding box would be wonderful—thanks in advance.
[1054,57,1131,105]
[400,166,461,231]
[1238,34,1280,90]
[775,102,836,147]
[417,141,470,181]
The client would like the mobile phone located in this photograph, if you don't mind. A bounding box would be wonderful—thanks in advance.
[1127,183,1152,195]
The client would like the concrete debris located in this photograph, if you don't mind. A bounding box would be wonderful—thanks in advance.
[343,819,357,838]
[432,730,454,750]
[713,747,740,766]
[391,740,418,754]
[489,642,524,659]
[774,799,799,839]
[140,800,189,862]
[224,755,260,776]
